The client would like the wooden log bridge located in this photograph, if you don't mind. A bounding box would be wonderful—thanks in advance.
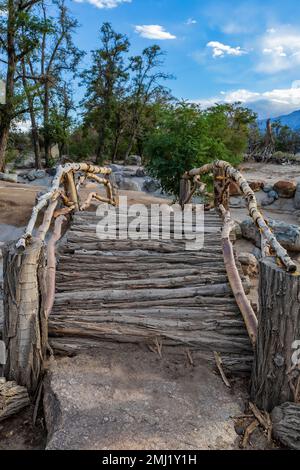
[2,160,300,416]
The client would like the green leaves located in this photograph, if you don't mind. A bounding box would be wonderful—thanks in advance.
[145,102,254,198]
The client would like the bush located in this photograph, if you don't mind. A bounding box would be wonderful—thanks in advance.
[145,102,256,198]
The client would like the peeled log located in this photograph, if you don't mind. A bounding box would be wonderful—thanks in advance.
[0,379,30,421]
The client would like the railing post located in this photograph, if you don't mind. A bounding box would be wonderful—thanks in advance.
[251,257,300,411]
[3,239,47,393]
[213,167,229,211]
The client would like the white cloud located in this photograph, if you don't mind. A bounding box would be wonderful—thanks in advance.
[186,18,197,26]
[194,83,300,118]
[135,25,176,40]
[73,0,131,9]
[257,26,300,73]
[207,41,248,58]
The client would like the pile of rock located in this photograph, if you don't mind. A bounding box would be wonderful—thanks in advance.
[240,217,300,252]
[109,161,161,194]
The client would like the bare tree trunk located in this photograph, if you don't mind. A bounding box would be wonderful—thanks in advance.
[124,130,136,161]
[44,84,51,167]
[251,257,300,411]
[0,126,10,172]
[0,0,16,172]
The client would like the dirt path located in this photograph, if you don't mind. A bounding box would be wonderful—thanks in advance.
[44,345,246,450]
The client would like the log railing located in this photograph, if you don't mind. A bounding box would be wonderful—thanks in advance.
[3,163,117,392]
[180,160,300,411]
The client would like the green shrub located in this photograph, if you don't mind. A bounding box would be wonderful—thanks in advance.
[145,102,256,198]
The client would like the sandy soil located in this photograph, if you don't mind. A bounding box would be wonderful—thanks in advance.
[45,345,249,450]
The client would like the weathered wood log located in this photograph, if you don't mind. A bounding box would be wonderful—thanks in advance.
[16,162,115,248]
[251,258,300,411]
[3,239,46,392]
[184,160,297,272]
[220,206,257,345]
[271,402,300,450]
[0,379,30,421]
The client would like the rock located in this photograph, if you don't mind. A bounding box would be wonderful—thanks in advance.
[109,164,124,173]
[122,167,137,177]
[294,183,300,210]
[142,176,161,193]
[272,402,300,450]
[229,197,246,208]
[248,180,264,192]
[0,172,18,183]
[268,190,279,200]
[273,180,296,198]
[237,252,258,278]
[27,169,47,181]
[241,217,300,252]
[229,182,241,196]
[118,178,140,191]
[125,155,142,166]
[46,168,57,177]
[136,167,146,177]
[262,184,273,193]
[261,189,279,206]
[261,197,275,206]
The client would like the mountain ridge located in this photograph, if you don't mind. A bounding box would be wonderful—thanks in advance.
[258,109,300,132]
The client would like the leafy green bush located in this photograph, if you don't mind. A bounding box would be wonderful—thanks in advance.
[145,102,256,198]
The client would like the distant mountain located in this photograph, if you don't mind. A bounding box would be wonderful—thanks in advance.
[258,109,300,132]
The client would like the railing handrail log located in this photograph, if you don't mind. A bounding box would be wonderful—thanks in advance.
[184,160,297,273]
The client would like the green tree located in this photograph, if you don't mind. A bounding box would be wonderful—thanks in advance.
[0,0,43,171]
[81,22,130,165]
[145,102,256,198]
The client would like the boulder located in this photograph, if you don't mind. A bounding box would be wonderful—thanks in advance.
[122,167,137,177]
[229,182,241,196]
[237,252,258,278]
[109,164,124,173]
[118,178,140,191]
[273,180,296,198]
[262,184,273,193]
[0,172,18,183]
[125,155,142,166]
[142,177,161,193]
[136,167,146,177]
[261,190,278,207]
[229,197,246,208]
[46,168,57,177]
[240,217,300,252]
[294,182,300,209]
[248,180,264,192]
[27,169,47,180]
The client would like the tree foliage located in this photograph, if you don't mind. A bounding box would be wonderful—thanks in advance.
[145,102,256,197]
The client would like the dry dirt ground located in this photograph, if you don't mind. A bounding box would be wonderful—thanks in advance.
[44,345,248,450]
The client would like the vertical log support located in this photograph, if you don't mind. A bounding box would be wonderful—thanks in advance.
[65,170,79,211]
[3,239,47,393]
[251,258,300,411]
[213,167,229,212]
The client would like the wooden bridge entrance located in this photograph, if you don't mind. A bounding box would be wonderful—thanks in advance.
[2,161,300,416]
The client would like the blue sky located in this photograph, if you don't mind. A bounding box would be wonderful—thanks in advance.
[69,1,300,117]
